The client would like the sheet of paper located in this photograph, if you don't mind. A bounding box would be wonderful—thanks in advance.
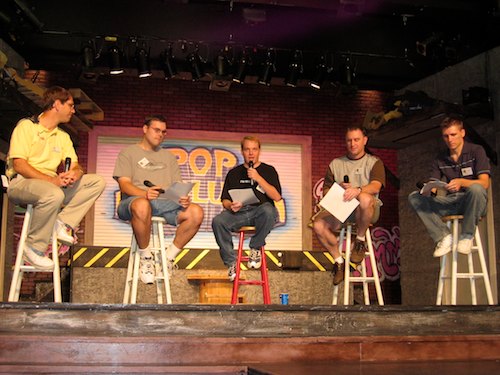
[159,181,194,201]
[228,188,260,206]
[319,183,359,223]
[419,180,447,196]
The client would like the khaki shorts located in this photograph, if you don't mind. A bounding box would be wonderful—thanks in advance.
[309,198,382,226]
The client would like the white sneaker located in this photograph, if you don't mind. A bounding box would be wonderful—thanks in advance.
[247,248,262,269]
[433,234,453,257]
[457,234,474,254]
[23,245,54,270]
[139,250,155,284]
[54,220,76,245]
[228,263,236,282]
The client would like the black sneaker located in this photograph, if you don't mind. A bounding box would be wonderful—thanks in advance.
[351,240,367,264]
[332,262,345,285]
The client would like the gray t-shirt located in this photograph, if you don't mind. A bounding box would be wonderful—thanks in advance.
[113,144,181,199]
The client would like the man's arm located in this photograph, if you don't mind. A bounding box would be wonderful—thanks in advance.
[250,171,281,202]
[12,158,67,186]
[447,173,489,192]
[117,176,161,200]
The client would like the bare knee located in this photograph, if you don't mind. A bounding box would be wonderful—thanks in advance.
[130,198,152,220]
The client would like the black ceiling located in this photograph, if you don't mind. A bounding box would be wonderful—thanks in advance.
[1,0,500,91]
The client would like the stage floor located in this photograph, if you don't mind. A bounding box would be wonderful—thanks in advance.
[0,303,499,373]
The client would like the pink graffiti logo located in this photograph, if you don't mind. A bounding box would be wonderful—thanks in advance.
[353,226,400,281]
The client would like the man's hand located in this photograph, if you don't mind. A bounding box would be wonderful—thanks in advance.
[230,201,243,212]
[178,195,191,209]
[343,187,361,202]
[145,186,162,200]
[446,178,463,193]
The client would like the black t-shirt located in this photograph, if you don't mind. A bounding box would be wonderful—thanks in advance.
[221,163,281,206]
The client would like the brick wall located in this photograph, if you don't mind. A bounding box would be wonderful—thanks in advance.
[16,71,400,302]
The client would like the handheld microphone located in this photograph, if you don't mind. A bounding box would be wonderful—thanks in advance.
[144,180,165,194]
[343,175,349,183]
[62,157,71,188]
[64,157,72,172]
[249,161,254,186]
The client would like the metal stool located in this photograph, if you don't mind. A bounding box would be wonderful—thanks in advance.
[8,204,62,302]
[332,223,384,305]
[123,216,172,304]
[437,215,494,305]
[231,226,271,304]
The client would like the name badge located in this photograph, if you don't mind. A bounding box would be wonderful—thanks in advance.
[138,157,150,168]
[461,167,473,177]
[256,185,265,194]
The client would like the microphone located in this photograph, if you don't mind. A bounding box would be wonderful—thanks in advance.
[64,157,71,172]
[249,161,254,186]
[144,180,165,194]
[343,175,349,183]
[62,157,71,188]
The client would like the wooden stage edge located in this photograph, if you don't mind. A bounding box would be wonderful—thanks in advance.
[1,303,499,371]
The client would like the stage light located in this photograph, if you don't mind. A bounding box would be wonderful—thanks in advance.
[214,46,231,78]
[81,44,96,80]
[258,48,275,86]
[232,50,248,84]
[161,45,177,79]
[309,54,329,90]
[188,47,205,81]
[108,45,124,75]
[136,47,152,78]
[340,54,356,86]
[284,50,303,87]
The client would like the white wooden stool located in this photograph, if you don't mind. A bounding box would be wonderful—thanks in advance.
[436,215,494,305]
[332,223,384,305]
[123,216,172,304]
[8,204,62,302]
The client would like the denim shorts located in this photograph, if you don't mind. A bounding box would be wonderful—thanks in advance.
[117,196,181,226]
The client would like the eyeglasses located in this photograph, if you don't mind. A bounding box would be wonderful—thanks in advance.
[149,126,167,135]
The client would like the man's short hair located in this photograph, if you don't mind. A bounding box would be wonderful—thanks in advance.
[345,125,367,136]
[144,115,167,126]
[441,115,464,130]
[41,86,72,112]
[241,135,261,149]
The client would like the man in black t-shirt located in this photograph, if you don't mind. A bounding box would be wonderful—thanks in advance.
[212,136,282,281]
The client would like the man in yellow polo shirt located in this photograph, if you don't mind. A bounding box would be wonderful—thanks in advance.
[6,86,106,270]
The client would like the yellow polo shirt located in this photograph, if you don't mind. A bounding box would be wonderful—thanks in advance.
[6,118,78,179]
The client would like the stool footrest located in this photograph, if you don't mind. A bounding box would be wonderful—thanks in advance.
[346,276,378,282]
[238,280,265,286]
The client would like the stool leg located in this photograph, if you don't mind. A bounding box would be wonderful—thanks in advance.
[451,219,459,305]
[366,229,384,306]
[155,220,172,304]
[474,227,494,305]
[260,246,271,304]
[343,224,352,305]
[361,259,370,305]
[131,242,141,304]
[467,251,477,305]
[51,229,62,303]
[123,238,135,304]
[8,205,33,302]
[231,231,245,304]
[332,227,345,305]
[436,254,447,305]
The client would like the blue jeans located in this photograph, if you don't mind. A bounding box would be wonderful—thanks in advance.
[212,202,278,266]
[408,184,487,243]
[117,196,182,226]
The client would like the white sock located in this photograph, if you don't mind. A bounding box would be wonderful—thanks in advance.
[167,243,181,260]
[335,256,344,264]
[356,235,365,242]
[138,247,152,259]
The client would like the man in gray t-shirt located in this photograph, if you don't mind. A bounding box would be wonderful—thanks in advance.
[113,115,203,284]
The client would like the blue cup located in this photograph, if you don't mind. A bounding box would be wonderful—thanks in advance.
[279,293,289,305]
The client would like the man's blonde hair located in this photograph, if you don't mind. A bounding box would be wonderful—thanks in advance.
[241,135,261,149]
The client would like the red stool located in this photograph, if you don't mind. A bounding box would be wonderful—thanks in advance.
[231,226,271,304]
